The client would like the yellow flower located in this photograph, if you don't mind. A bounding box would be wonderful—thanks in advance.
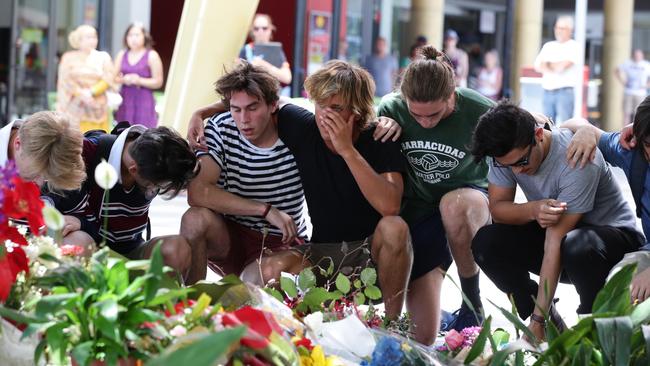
[300,356,313,366]
[312,346,326,366]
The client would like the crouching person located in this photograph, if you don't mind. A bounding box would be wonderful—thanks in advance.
[48,125,199,279]
[470,101,644,341]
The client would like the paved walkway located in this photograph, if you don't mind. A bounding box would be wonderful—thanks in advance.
[149,168,637,333]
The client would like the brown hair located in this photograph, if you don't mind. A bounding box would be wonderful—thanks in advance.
[304,60,375,128]
[633,95,650,146]
[400,45,456,103]
[215,61,280,108]
[123,22,154,50]
[19,111,86,191]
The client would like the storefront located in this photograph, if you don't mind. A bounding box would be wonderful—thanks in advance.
[0,0,107,123]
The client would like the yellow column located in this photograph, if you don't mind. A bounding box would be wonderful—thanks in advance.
[601,0,634,131]
[511,0,543,102]
[410,0,445,49]
[160,0,259,136]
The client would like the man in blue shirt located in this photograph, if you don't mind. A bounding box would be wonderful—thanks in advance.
[564,95,650,303]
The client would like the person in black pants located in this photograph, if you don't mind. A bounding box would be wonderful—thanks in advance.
[470,101,643,341]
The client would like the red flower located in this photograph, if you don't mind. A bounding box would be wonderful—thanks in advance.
[0,221,27,246]
[0,245,28,302]
[3,177,44,234]
[164,299,197,317]
[293,336,314,351]
[221,306,284,350]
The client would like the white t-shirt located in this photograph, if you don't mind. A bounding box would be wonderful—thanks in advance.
[534,39,580,90]
[619,60,650,96]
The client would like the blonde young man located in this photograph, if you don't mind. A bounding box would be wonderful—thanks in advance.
[0,111,86,190]
[188,61,421,343]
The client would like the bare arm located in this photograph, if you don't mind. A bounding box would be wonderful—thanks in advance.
[113,50,125,84]
[251,58,292,84]
[188,156,297,243]
[529,213,582,340]
[563,118,603,168]
[488,184,567,227]
[187,101,228,151]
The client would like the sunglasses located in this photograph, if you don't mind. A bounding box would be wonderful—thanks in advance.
[253,26,269,31]
[493,133,536,168]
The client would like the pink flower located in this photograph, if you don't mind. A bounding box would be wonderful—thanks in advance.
[60,244,84,256]
[169,325,187,337]
[445,329,464,350]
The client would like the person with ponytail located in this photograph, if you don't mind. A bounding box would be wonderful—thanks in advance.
[56,25,115,132]
[377,45,495,338]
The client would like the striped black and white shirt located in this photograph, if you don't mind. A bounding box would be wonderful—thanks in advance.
[199,112,309,239]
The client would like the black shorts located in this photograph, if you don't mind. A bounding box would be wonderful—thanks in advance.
[409,212,453,280]
[409,184,489,280]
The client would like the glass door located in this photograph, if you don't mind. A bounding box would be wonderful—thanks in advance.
[9,0,53,119]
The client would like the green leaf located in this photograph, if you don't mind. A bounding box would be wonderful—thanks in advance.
[35,293,78,318]
[265,287,284,302]
[45,322,68,365]
[593,264,635,314]
[146,326,245,366]
[354,292,366,305]
[335,273,351,294]
[298,268,317,291]
[189,293,212,321]
[488,299,537,344]
[71,341,94,366]
[364,285,382,300]
[144,241,165,303]
[360,267,377,286]
[107,261,129,293]
[595,316,633,366]
[326,258,335,276]
[353,279,362,289]
[98,297,119,322]
[303,288,331,311]
[187,275,244,304]
[465,316,491,364]
[642,325,650,364]
[0,304,44,324]
[280,276,298,298]
[631,297,650,327]
[570,341,593,366]
[148,288,193,306]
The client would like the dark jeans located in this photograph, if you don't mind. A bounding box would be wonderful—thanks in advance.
[472,221,642,318]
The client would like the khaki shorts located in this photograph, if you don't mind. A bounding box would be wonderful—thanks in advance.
[624,94,646,116]
[292,238,375,284]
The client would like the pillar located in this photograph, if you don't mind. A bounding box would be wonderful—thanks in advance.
[409,0,444,50]
[510,0,543,103]
[601,0,634,131]
[160,0,259,136]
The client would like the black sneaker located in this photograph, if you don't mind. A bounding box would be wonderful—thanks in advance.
[443,307,484,332]
[440,309,455,331]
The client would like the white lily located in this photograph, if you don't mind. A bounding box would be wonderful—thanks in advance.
[94,159,118,190]
[42,205,65,231]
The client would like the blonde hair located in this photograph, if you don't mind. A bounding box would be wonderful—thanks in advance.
[68,25,96,50]
[19,111,86,191]
[304,60,376,128]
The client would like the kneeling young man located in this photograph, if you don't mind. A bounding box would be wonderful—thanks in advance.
[471,101,643,341]
[181,62,309,284]
[51,125,198,279]
[1,111,85,191]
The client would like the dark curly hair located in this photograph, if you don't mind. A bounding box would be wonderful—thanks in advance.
[632,96,650,149]
[471,100,537,163]
[215,61,279,108]
[128,127,198,198]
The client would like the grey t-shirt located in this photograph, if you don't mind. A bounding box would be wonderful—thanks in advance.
[489,128,639,231]
[363,54,398,97]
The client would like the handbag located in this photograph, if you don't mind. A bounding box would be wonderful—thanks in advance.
[106,91,123,110]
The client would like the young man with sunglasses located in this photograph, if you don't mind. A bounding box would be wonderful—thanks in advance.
[470,101,643,342]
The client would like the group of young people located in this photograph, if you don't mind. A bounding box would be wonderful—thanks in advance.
[6,43,650,346]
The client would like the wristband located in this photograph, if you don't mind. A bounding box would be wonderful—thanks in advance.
[262,203,272,218]
[530,313,546,325]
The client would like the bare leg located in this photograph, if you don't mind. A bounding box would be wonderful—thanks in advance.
[240,250,306,286]
[406,267,445,345]
[370,216,412,320]
[180,207,232,284]
[142,235,192,279]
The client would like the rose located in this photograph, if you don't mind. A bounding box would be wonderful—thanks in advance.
[445,329,464,351]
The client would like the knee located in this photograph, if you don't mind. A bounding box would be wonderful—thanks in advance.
[181,207,218,235]
[561,230,598,266]
[439,189,488,232]
[242,255,291,285]
[375,216,410,255]
[161,236,192,273]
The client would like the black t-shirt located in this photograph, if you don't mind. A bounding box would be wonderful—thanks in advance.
[278,104,406,242]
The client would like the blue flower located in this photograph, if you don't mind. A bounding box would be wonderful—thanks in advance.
[367,337,404,366]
